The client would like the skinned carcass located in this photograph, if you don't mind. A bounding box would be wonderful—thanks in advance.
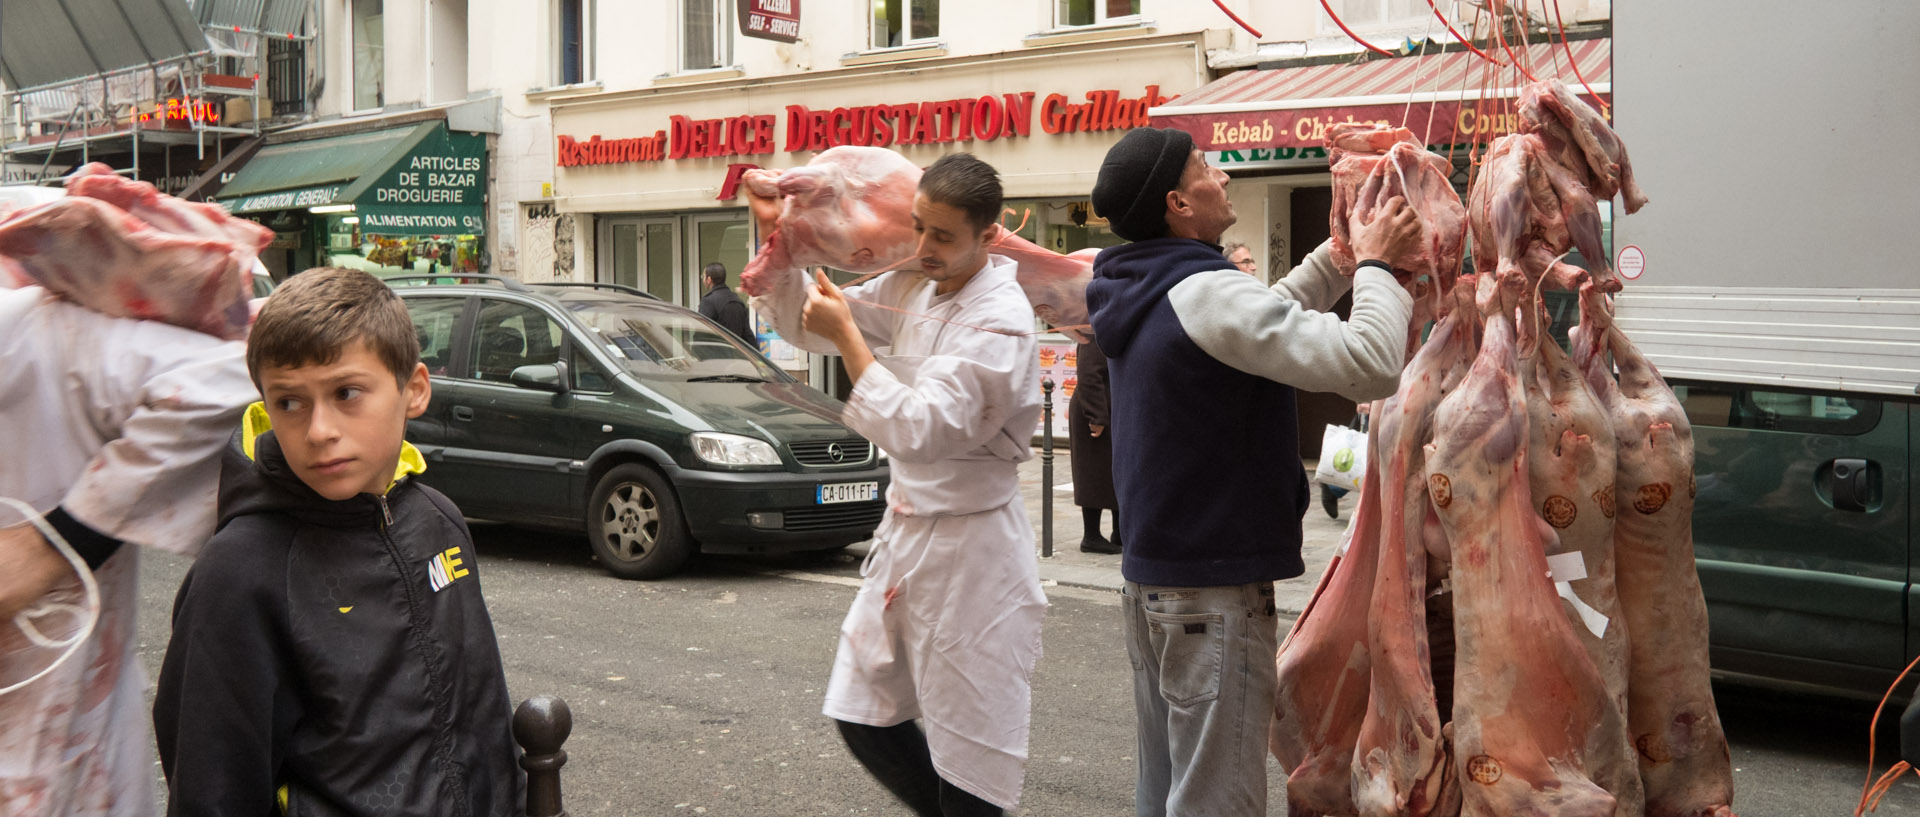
[1327,125,1468,334]
[738,146,1096,339]
[1572,284,1735,817]
[1467,134,1614,299]
[1350,284,1477,817]
[1519,279,1634,719]
[1517,81,1649,215]
[0,164,271,339]
[1274,457,1386,817]
[739,146,922,296]
[1423,271,1633,817]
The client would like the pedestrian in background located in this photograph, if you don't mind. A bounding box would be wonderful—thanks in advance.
[749,153,1046,817]
[1084,126,1422,817]
[1070,340,1121,554]
[698,261,754,343]
[1225,241,1258,277]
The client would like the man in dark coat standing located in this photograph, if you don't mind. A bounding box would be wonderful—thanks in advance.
[1069,340,1120,554]
[698,261,753,342]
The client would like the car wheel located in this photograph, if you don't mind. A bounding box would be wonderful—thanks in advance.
[587,464,692,579]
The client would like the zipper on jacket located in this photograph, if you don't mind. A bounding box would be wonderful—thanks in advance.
[377,494,393,527]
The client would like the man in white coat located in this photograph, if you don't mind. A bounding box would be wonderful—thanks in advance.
[0,284,256,816]
[752,153,1045,816]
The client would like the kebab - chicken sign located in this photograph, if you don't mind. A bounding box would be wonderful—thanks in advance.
[737,0,799,43]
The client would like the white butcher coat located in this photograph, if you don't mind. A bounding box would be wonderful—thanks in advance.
[0,286,255,817]
[755,256,1047,810]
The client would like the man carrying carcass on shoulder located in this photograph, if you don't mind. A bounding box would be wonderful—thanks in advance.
[748,153,1046,817]
[1084,127,1423,817]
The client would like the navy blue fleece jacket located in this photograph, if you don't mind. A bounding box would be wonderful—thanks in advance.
[1085,238,1413,586]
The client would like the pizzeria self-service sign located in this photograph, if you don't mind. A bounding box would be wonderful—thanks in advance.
[738,0,800,43]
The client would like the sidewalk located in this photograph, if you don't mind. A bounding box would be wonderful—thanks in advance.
[1014,451,1350,618]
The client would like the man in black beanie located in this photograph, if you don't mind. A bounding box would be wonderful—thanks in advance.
[1084,127,1423,817]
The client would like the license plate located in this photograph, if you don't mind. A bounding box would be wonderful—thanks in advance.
[817,481,878,504]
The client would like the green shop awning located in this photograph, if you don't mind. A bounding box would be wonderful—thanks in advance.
[218,121,488,236]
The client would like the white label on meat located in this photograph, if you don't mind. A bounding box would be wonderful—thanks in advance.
[1545,551,1589,582]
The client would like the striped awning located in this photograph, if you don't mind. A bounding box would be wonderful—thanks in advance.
[1150,39,1611,153]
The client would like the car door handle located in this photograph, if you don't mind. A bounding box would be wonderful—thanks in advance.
[452,406,475,422]
[1829,457,1872,512]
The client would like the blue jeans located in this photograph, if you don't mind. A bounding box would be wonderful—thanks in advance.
[1123,580,1279,817]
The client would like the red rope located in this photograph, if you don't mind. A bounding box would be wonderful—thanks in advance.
[1426,0,1500,64]
[1321,0,1395,56]
[1551,0,1608,116]
[1856,648,1920,815]
[1490,1,1539,82]
[1209,0,1263,39]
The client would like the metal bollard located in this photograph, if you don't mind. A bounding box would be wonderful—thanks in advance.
[515,696,573,817]
[1041,378,1054,558]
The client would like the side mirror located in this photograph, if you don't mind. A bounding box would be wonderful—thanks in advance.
[509,360,571,394]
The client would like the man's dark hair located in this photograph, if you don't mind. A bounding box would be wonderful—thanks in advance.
[247,267,420,389]
[703,262,727,285]
[918,153,1003,231]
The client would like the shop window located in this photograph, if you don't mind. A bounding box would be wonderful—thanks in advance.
[352,0,384,110]
[682,0,731,71]
[871,0,938,49]
[556,0,595,85]
[1319,0,1425,31]
[1056,0,1139,28]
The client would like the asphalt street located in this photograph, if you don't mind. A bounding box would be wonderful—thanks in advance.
[129,521,1920,817]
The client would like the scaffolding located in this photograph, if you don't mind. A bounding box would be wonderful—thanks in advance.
[0,0,314,186]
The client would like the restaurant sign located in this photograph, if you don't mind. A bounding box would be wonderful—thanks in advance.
[738,0,800,43]
[1161,94,1612,152]
[556,85,1172,169]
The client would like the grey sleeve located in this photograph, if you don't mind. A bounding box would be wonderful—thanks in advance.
[1170,267,1414,401]
[1270,240,1351,312]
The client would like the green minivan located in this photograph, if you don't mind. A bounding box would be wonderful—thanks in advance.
[1676,379,1914,698]
[389,277,889,580]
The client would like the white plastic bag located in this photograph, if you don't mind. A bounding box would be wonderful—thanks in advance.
[1312,424,1368,492]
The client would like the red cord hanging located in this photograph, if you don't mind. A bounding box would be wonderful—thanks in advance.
[1208,0,1263,39]
[1321,0,1395,56]
[1427,0,1501,64]
[1489,0,1539,82]
[1550,0,1608,116]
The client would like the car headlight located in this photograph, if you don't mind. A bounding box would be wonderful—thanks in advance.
[691,432,781,466]
[877,448,889,463]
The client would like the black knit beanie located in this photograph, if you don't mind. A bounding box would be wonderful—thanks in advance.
[1091,127,1195,242]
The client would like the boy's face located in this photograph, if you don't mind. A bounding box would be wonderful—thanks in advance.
[259,340,431,501]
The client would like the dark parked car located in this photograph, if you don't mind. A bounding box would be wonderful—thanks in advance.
[388,276,888,579]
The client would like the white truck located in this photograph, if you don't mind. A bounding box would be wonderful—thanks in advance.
[1610,1,1920,696]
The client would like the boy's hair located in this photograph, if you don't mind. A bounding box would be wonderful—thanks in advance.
[247,267,420,388]
[919,154,1003,231]
[703,262,727,284]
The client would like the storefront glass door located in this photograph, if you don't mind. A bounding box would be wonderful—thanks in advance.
[602,214,751,310]
[606,218,679,301]
[689,214,751,301]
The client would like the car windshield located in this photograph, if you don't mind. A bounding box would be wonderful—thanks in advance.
[570,301,783,381]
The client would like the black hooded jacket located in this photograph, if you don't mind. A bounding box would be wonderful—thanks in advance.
[154,422,524,817]
[1086,238,1309,586]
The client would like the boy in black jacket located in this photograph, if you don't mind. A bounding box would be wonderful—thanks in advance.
[154,268,524,817]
